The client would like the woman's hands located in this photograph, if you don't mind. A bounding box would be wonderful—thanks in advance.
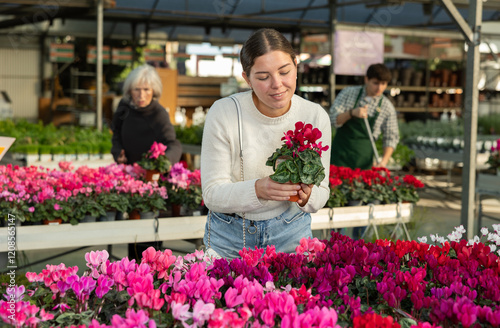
[255,177,313,205]
[117,149,128,164]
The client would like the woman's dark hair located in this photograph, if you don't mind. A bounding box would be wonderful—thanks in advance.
[240,28,296,77]
[366,63,392,82]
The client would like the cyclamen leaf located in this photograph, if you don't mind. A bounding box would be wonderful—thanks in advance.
[302,163,317,175]
[298,150,313,162]
[286,160,298,173]
[300,173,314,185]
[290,172,301,184]
[270,170,291,183]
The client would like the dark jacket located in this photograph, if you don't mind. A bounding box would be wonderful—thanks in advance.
[111,98,182,164]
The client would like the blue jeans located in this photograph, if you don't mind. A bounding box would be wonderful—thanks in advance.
[203,206,312,259]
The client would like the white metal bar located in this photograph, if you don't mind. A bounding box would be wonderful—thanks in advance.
[439,0,474,43]
[0,203,413,252]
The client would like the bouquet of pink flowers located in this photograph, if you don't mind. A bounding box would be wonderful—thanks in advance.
[138,142,171,173]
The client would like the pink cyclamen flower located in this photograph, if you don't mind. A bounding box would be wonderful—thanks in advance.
[150,142,167,159]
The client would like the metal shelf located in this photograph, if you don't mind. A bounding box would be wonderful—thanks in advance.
[396,107,462,113]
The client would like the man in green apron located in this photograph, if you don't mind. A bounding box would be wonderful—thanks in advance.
[330,64,399,239]
[330,63,399,170]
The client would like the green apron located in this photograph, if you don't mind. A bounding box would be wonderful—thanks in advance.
[331,87,381,170]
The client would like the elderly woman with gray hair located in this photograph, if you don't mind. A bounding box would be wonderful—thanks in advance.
[111,64,182,165]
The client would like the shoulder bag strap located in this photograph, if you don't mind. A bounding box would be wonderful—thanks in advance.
[207,95,248,251]
[229,95,247,248]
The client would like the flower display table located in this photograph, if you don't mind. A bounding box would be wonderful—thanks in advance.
[0,203,412,252]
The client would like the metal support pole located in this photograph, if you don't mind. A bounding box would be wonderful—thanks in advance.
[439,0,482,238]
[96,0,103,131]
[461,0,481,238]
[328,0,337,108]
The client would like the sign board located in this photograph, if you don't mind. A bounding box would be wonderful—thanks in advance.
[0,137,15,161]
[87,45,111,64]
[334,31,384,76]
[111,47,133,65]
[49,43,74,63]
[144,48,165,62]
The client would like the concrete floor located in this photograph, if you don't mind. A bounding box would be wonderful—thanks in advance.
[10,173,500,276]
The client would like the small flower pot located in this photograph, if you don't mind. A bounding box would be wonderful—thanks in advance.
[81,215,97,223]
[171,204,182,217]
[145,169,160,182]
[128,210,141,220]
[98,211,117,222]
[43,219,63,225]
[289,194,300,202]
[140,211,158,220]
[347,200,363,207]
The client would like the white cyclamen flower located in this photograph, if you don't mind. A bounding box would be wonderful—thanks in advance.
[493,224,500,233]
[430,234,437,243]
[455,225,466,234]
[417,236,428,243]
[447,231,462,242]
[437,237,446,244]
[490,244,497,253]
[481,227,489,236]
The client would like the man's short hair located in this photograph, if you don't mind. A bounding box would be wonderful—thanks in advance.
[366,63,392,83]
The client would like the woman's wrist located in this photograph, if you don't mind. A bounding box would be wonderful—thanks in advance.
[348,109,354,118]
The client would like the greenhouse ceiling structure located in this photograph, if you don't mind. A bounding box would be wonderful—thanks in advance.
[0,1,500,43]
[1,0,500,237]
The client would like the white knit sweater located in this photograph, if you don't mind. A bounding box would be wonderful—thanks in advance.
[200,91,332,221]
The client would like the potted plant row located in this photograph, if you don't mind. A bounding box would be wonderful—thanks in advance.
[2,224,499,327]
[327,165,425,208]
[0,162,168,226]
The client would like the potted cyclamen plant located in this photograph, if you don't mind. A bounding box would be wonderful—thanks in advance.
[162,162,203,216]
[95,191,129,221]
[266,121,329,202]
[138,141,171,182]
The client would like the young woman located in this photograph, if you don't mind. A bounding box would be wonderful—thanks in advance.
[201,28,331,259]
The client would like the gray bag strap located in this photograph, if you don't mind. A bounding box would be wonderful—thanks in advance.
[207,95,248,252]
[229,95,244,162]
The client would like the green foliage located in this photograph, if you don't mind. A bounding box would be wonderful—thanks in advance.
[325,186,347,208]
[266,147,325,186]
[31,198,75,224]
[376,138,414,168]
[74,195,106,222]
[175,124,204,145]
[165,185,203,210]
[0,119,112,154]
[128,192,167,213]
[96,192,129,212]
[478,113,500,135]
